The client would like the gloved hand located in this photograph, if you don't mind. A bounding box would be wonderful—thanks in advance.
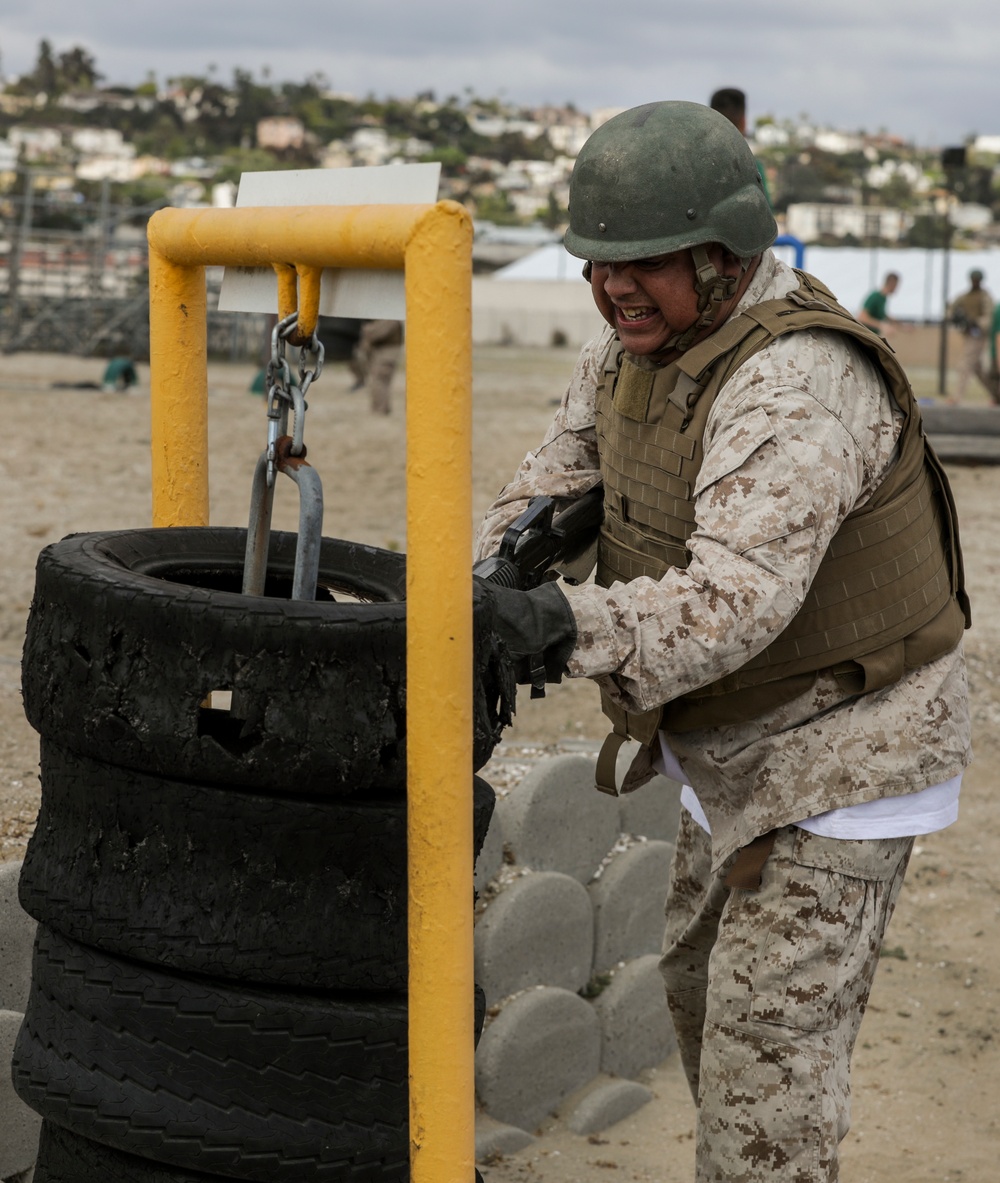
[478,579,578,698]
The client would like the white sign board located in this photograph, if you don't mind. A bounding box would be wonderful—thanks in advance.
[217,162,441,321]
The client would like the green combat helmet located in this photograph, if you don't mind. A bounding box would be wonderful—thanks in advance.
[565,101,777,350]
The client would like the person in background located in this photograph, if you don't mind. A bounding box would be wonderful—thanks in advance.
[101,356,138,392]
[858,271,901,336]
[988,290,1000,405]
[948,269,994,404]
[350,319,403,415]
[476,100,970,1183]
[710,87,772,207]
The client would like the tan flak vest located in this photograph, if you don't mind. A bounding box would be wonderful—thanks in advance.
[595,270,970,777]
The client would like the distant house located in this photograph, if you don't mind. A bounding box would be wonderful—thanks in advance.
[71,126,140,179]
[813,130,864,154]
[256,116,305,151]
[70,127,132,158]
[972,134,1000,157]
[786,202,913,243]
[8,126,63,161]
[466,113,544,141]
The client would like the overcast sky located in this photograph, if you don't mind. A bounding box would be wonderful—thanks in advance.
[0,1,997,148]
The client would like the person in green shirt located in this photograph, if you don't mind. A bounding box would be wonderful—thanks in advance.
[989,299,1000,404]
[101,356,138,392]
[858,272,901,336]
[709,87,772,207]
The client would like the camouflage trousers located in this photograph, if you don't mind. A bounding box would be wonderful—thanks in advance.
[659,810,913,1182]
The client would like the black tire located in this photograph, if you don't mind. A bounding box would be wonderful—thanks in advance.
[20,743,496,992]
[13,926,410,1182]
[35,1122,484,1183]
[35,1120,245,1183]
[921,404,1000,436]
[22,528,513,794]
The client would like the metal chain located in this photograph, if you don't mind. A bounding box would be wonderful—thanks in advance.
[245,310,327,602]
[263,312,325,486]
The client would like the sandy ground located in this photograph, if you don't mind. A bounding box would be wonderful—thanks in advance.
[0,339,998,1182]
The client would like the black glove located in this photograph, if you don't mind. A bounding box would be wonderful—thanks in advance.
[479,579,578,698]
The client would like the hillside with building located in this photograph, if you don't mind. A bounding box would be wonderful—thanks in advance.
[2,38,1000,356]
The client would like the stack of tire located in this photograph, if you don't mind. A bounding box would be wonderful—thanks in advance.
[11,527,512,1183]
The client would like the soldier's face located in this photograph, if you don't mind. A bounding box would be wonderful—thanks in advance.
[589,245,728,356]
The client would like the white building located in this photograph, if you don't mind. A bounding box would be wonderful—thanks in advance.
[785,202,913,243]
[75,154,141,182]
[814,130,864,154]
[949,203,993,233]
[546,123,591,156]
[466,114,544,141]
[972,135,1000,156]
[349,127,393,166]
[70,127,133,158]
[865,159,926,191]
[256,117,305,151]
[8,126,62,160]
[752,123,790,147]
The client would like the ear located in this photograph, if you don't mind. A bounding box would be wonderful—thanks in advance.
[582,261,593,282]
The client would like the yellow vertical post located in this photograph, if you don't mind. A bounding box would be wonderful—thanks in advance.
[148,248,209,526]
[146,202,477,1183]
[405,203,476,1183]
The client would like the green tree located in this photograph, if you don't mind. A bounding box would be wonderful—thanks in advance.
[30,39,58,96]
[57,46,101,91]
[475,191,520,225]
[213,146,294,185]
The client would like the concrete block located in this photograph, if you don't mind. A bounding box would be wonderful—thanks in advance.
[562,1075,654,1135]
[592,954,677,1079]
[618,773,682,845]
[474,1112,536,1161]
[495,755,619,883]
[589,841,673,973]
[474,814,505,897]
[475,872,593,1006]
[475,986,601,1132]
[0,861,36,1012]
[0,1009,41,1180]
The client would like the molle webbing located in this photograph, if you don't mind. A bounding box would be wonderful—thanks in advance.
[594,269,969,738]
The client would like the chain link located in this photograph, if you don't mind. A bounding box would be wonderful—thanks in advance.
[263,312,325,485]
[244,309,327,602]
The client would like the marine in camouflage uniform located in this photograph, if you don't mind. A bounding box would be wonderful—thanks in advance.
[351,319,403,415]
[947,270,994,404]
[476,103,971,1182]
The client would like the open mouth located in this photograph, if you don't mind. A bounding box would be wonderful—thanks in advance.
[616,306,657,324]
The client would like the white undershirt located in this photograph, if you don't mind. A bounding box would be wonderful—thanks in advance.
[656,732,961,840]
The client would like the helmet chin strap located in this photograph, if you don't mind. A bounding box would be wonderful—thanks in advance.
[664,244,742,353]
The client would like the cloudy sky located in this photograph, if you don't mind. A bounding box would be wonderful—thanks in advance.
[0,1,996,148]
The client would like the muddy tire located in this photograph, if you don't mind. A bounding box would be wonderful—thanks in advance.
[22,528,512,794]
[20,743,496,992]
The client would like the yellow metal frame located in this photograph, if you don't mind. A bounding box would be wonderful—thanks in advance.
[147,201,475,1183]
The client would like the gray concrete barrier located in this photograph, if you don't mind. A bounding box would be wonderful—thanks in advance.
[474,751,682,1148]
